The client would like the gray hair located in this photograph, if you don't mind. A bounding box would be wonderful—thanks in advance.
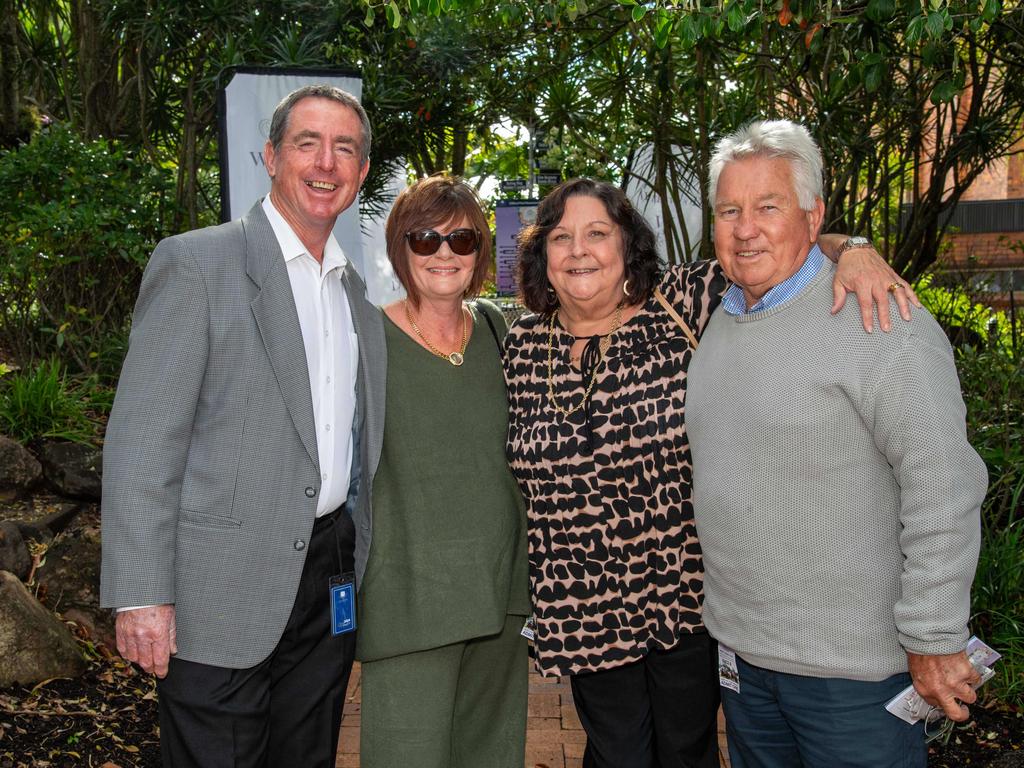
[708,120,823,211]
[267,85,372,164]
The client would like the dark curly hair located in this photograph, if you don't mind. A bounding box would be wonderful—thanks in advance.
[516,178,663,315]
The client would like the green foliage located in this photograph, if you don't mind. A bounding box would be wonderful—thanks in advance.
[379,0,997,51]
[973,500,1024,708]
[917,278,1024,707]
[12,0,1021,278]
[916,274,1017,354]
[0,125,177,378]
[957,345,1024,709]
[365,0,1023,275]
[0,359,110,445]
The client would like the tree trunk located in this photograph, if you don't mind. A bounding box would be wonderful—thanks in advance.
[694,43,714,261]
[451,126,467,176]
[0,0,21,146]
[72,0,119,137]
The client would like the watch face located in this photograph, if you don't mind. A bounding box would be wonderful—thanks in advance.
[848,237,871,247]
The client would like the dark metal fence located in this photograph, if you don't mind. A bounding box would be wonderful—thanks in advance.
[901,199,1024,233]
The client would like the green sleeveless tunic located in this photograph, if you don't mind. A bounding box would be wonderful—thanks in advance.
[356,300,530,662]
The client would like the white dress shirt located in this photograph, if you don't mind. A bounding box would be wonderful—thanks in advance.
[262,196,359,517]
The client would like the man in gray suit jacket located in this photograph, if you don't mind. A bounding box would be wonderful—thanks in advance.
[100,85,385,767]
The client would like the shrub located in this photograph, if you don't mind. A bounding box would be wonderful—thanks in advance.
[973,509,1024,708]
[916,280,1024,707]
[0,124,179,380]
[0,358,110,445]
[957,347,1024,709]
[916,273,1018,356]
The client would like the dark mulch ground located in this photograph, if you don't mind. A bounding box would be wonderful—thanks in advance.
[0,635,160,768]
[927,704,1024,767]
[2,636,1021,768]
[0,494,1021,766]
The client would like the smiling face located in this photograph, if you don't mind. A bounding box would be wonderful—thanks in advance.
[545,194,626,319]
[406,215,479,306]
[263,96,369,256]
[713,154,825,308]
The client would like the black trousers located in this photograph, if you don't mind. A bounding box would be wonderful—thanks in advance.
[156,509,357,768]
[570,631,721,768]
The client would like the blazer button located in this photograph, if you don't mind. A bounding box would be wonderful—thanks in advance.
[304,487,316,498]
[294,539,306,551]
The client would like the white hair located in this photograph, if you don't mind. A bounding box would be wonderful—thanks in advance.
[708,120,824,211]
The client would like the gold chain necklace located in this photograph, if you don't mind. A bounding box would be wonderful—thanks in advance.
[547,304,622,417]
[405,299,469,366]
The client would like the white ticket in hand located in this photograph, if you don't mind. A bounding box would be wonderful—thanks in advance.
[885,636,1000,724]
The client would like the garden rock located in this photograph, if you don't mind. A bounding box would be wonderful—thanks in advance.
[0,521,31,580]
[35,439,102,500]
[14,502,83,544]
[32,507,113,650]
[0,570,86,687]
[0,435,43,501]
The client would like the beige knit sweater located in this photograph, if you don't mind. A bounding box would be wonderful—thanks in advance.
[687,260,987,681]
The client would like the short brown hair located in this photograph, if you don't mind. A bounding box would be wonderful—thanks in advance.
[385,175,492,308]
[268,85,371,163]
[516,178,662,315]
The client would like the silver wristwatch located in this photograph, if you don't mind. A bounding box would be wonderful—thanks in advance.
[835,236,873,257]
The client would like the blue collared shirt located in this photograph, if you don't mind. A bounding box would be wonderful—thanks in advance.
[721,245,825,315]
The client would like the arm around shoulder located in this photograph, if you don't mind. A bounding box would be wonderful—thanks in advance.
[819,234,922,332]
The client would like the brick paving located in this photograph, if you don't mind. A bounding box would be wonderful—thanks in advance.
[337,661,730,767]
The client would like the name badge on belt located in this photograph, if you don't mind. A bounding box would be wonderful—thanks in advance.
[329,573,356,636]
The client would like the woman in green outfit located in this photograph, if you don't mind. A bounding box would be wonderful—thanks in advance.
[356,175,530,768]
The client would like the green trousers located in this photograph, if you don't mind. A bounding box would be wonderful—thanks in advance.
[359,614,528,768]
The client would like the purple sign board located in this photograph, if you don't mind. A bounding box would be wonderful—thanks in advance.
[495,200,539,295]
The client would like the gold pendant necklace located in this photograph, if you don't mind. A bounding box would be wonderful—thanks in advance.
[405,300,468,366]
[547,304,622,417]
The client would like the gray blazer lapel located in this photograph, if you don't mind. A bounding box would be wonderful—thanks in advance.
[341,263,385,483]
[244,205,319,472]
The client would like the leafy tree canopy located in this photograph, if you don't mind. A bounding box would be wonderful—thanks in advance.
[2,0,1022,276]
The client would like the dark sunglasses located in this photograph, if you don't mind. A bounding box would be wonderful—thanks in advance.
[405,228,481,256]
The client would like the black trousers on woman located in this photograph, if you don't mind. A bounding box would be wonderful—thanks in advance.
[569,630,720,768]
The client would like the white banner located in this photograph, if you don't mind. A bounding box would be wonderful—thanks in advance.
[623,143,703,264]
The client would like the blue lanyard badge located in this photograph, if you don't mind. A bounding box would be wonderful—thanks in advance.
[329,573,356,636]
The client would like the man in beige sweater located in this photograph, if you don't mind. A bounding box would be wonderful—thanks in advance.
[687,119,987,768]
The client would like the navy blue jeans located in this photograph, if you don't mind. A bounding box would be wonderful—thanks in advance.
[722,655,926,768]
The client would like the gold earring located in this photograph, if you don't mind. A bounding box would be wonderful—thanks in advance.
[623,279,632,296]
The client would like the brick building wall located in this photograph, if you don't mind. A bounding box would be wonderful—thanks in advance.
[937,124,1024,311]
[904,80,1023,310]
[1011,150,1024,198]
[947,232,1023,266]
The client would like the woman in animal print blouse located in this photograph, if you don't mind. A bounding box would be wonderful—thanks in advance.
[502,177,915,768]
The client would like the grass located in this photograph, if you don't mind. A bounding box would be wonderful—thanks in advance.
[972,509,1024,707]
[0,358,109,445]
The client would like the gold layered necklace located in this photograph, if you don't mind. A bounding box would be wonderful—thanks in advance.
[405,299,469,366]
[547,304,622,417]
